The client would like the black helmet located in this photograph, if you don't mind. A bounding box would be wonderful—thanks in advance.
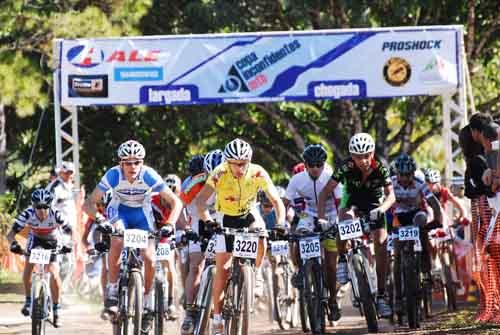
[394,153,416,175]
[302,144,327,165]
[31,188,54,207]
[188,154,205,175]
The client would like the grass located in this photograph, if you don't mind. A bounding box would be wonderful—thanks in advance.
[426,305,500,334]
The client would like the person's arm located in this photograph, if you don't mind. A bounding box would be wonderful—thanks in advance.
[379,184,396,212]
[265,185,286,226]
[159,188,183,226]
[6,228,17,245]
[447,192,466,220]
[426,195,442,225]
[196,184,215,222]
[318,179,338,219]
[83,187,106,221]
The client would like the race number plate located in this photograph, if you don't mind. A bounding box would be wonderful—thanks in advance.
[155,243,171,261]
[270,240,289,256]
[299,236,321,259]
[233,234,259,259]
[123,229,148,249]
[398,226,420,241]
[29,248,51,265]
[338,219,363,240]
[205,237,217,259]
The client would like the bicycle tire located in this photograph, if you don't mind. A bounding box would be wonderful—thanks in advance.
[228,264,252,335]
[128,271,143,335]
[194,266,215,335]
[386,256,396,325]
[352,253,378,333]
[298,275,309,333]
[422,274,433,319]
[402,250,419,329]
[154,280,164,335]
[443,265,457,312]
[304,259,325,334]
[31,281,45,335]
[273,262,292,330]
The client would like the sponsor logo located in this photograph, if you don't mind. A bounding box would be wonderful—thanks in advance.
[67,45,105,68]
[114,67,164,81]
[308,80,367,99]
[66,45,163,68]
[420,55,453,84]
[383,57,411,87]
[139,85,198,105]
[68,75,108,98]
[219,39,301,93]
[382,40,442,52]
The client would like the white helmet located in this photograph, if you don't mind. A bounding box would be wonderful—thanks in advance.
[204,149,224,173]
[425,169,441,183]
[348,133,375,154]
[224,138,253,161]
[117,140,146,160]
[164,174,181,193]
[60,161,75,173]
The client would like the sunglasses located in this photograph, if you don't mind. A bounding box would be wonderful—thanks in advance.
[307,163,324,168]
[228,161,248,168]
[35,204,50,210]
[121,160,143,167]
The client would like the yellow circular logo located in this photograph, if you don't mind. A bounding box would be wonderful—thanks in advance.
[383,57,411,87]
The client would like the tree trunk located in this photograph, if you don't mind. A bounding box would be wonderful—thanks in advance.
[0,103,6,194]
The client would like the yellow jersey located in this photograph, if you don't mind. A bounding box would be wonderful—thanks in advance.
[206,161,273,216]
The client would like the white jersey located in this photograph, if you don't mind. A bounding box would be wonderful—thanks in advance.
[46,177,77,228]
[97,165,166,208]
[391,175,433,214]
[285,164,342,218]
[13,207,69,240]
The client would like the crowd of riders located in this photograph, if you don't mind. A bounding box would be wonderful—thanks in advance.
[7,112,500,333]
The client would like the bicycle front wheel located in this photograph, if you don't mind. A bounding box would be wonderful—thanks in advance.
[352,253,378,333]
[31,281,46,335]
[228,264,253,335]
[273,262,292,330]
[304,259,325,335]
[128,271,143,335]
[194,266,215,335]
[154,279,164,335]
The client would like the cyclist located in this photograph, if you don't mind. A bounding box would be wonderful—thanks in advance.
[284,144,343,321]
[152,173,185,320]
[195,138,286,335]
[83,140,182,331]
[318,132,396,317]
[424,169,466,225]
[81,191,112,311]
[7,188,72,328]
[179,149,224,335]
[390,154,442,313]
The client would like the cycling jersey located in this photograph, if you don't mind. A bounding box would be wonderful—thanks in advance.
[285,164,342,218]
[331,157,391,212]
[12,207,70,240]
[391,176,433,214]
[46,177,77,229]
[206,161,274,216]
[97,165,166,231]
[152,194,172,227]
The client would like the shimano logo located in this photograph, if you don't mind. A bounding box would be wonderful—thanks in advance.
[382,40,441,52]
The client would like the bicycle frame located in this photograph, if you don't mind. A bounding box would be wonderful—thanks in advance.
[346,238,378,305]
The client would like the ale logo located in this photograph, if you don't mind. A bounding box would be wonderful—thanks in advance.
[219,65,249,93]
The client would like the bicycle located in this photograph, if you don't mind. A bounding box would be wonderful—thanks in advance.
[394,223,424,329]
[12,244,71,335]
[337,215,379,333]
[218,226,266,335]
[104,228,158,335]
[268,228,297,330]
[290,225,336,335]
[429,226,458,312]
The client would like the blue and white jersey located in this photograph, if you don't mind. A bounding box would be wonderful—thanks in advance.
[97,165,166,208]
[13,207,70,240]
[391,175,433,214]
[97,165,167,231]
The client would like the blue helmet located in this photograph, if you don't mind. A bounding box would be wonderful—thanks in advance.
[203,149,224,173]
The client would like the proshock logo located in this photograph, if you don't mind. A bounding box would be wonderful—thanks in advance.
[219,39,301,93]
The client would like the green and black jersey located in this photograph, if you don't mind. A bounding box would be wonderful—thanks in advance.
[331,157,392,212]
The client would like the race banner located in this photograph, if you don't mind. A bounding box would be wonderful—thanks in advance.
[56,25,462,106]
